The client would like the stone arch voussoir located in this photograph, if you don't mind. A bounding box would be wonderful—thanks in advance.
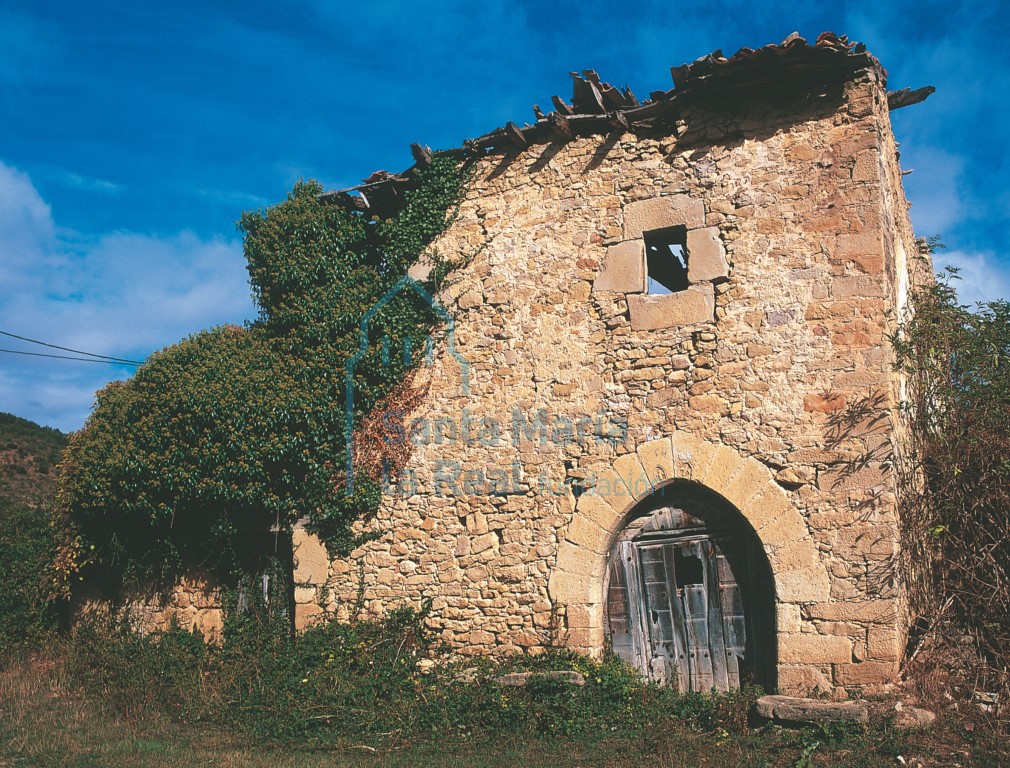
[548,431,829,654]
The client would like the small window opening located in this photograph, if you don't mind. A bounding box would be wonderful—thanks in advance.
[673,548,704,586]
[645,226,689,295]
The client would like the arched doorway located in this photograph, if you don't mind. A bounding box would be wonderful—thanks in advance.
[604,482,775,692]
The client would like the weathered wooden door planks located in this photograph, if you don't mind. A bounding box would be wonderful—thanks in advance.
[606,505,750,693]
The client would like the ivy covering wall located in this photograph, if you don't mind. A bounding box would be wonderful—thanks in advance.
[56,159,469,592]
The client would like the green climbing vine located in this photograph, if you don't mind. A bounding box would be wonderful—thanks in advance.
[56,157,471,592]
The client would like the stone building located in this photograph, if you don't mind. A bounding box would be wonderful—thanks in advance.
[146,32,935,695]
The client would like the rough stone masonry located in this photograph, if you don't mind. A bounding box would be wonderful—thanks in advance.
[133,33,934,697]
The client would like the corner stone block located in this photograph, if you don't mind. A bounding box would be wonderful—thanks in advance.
[741,488,807,542]
[623,195,706,239]
[834,230,884,274]
[575,491,623,537]
[613,452,651,503]
[776,566,832,604]
[851,149,880,182]
[562,627,598,650]
[759,510,811,550]
[832,275,884,298]
[554,540,596,580]
[549,564,593,604]
[635,437,677,488]
[720,457,774,511]
[867,627,902,662]
[833,660,899,687]
[294,585,319,605]
[564,513,609,555]
[407,261,433,281]
[765,540,820,572]
[594,241,646,293]
[776,664,834,695]
[697,443,745,496]
[295,602,324,632]
[566,602,602,630]
[192,609,224,641]
[778,603,802,634]
[805,600,898,624]
[779,633,852,664]
[628,284,714,331]
[589,466,634,516]
[686,226,729,282]
[292,526,329,586]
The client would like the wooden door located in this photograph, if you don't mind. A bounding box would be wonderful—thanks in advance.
[606,514,748,692]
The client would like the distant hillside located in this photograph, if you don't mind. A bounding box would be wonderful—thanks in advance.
[0,413,68,505]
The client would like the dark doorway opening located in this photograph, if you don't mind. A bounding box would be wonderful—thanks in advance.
[604,482,776,692]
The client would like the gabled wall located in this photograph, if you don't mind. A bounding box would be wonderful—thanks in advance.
[291,64,923,695]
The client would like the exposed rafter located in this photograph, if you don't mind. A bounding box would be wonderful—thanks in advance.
[319,32,933,216]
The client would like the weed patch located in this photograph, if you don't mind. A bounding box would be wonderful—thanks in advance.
[57,607,759,750]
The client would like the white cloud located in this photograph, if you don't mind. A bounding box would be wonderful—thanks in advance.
[56,171,122,194]
[196,188,268,208]
[935,249,1010,308]
[0,162,55,277]
[0,160,255,432]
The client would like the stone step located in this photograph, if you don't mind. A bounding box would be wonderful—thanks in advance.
[754,695,869,725]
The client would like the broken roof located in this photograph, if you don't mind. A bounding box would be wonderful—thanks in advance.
[321,32,933,215]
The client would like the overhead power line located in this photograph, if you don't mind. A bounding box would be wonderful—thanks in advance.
[0,330,144,365]
[0,348,140,365]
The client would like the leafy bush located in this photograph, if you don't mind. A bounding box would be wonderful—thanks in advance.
[65,606,757,748]
[68,619,209,722]
[214,604,431,741]
[0,498,61,655]
[894,261,1010,702]
[416,650,754,740]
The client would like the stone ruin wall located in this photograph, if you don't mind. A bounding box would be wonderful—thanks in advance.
[286,66,924,695]
[130,65,924,695]
[74,575,226,642]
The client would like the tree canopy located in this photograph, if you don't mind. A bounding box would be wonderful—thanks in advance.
[57,160,468,590]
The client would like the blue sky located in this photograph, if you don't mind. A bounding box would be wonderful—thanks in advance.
[2,0,1008,432]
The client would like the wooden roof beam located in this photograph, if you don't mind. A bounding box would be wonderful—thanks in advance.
[571,71,606,114]
[887,85,935,110]
[551,94,573,115]
[548,111,572,140]
[410,143,433,167]
[505,121,528,148]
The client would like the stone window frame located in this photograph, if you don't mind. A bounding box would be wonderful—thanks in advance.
[593,195,729,330]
